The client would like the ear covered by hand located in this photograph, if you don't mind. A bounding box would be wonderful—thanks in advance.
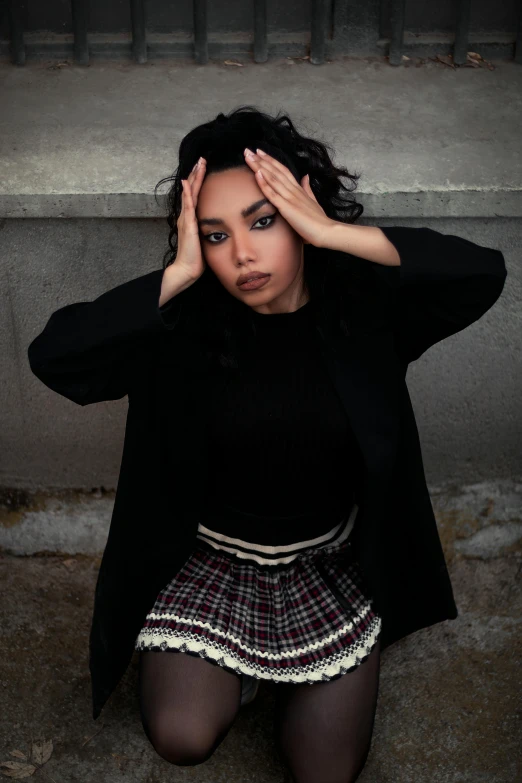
[301,172,318,201]
[299,174,321,244]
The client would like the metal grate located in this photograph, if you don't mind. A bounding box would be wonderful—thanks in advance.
[3,0,521,66]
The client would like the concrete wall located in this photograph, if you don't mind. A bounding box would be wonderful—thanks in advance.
[2,215,520,491]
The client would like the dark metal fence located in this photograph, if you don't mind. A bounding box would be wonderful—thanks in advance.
[4,0,522,66]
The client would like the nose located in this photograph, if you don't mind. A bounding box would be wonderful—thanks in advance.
[233,229,257,267]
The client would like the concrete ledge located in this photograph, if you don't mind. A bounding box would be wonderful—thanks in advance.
[2,189,522,219]
[1,59,521,219]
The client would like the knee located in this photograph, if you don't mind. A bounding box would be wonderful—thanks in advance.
[144,719,221,767]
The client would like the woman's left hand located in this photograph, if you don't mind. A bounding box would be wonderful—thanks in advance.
[242,148,336,248]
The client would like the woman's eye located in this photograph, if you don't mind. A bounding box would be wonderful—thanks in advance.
[204,232,226,244]
[255,215,275,229]
[203,213,276,244]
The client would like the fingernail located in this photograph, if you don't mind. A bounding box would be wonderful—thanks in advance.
[256,148,266,156]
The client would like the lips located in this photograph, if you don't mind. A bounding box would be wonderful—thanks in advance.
[237,274,271,291]
[236,271,270,286]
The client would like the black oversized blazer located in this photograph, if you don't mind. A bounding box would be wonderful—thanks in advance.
[27,225,507,721]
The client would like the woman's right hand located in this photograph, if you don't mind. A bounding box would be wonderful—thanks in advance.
[175,158,208,282]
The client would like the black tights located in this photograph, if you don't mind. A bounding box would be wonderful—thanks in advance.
[138,639,381,783]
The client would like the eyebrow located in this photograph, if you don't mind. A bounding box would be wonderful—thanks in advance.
[197,198,271,227]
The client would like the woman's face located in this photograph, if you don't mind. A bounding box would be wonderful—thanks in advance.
[196,166,307,314]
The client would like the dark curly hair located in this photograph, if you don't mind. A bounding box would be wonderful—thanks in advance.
[154,105,379,371]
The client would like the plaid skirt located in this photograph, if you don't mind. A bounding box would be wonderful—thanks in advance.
[134,503,382,684]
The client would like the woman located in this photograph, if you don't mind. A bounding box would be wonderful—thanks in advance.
[27,106,507,782]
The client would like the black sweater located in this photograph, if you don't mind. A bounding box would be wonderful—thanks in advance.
[201,296,364,544]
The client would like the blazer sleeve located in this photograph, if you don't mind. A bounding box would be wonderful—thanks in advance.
[27,268,187,406]
[368,226,508,364]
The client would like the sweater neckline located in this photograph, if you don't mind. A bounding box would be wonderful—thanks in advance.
[250,297,314,328]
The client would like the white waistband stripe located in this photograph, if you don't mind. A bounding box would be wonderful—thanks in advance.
[196,503,359,565]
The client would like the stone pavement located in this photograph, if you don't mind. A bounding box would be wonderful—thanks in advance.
[1,479,520,782]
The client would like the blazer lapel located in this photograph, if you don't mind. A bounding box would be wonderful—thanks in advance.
[314,324,401,491]
[313,322,403,602]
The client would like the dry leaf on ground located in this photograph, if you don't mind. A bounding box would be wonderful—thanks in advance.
[0,761,37,779]
[434,54,456,68]
[1,739,54,780]
[31,741,53,767]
